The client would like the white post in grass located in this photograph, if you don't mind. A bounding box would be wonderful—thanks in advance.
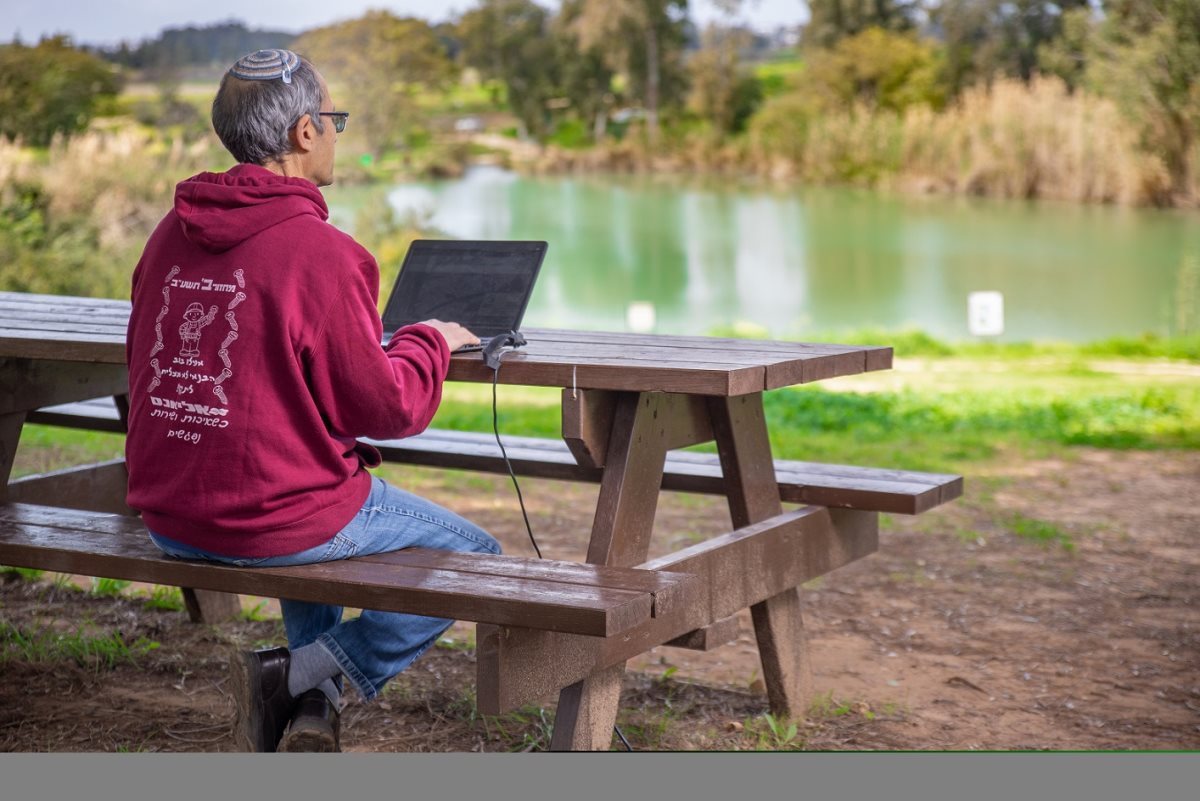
[968,291,1004,339]
[626,301,656,333]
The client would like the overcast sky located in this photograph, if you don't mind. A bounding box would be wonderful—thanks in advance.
[5,1,809,48]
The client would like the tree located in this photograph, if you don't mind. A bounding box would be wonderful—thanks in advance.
[802,0,920,49]
[0,36,122,146]
[571,0,690,144]
[802,27,942,113]
[293,13,456,157]
[1088,0,1200,196]
[457,0,562,140]
[687,24,763,135]
[555,0,618,142]
[1036,7,1096,92]
[929,0,1091,95]
[101,21,295,75]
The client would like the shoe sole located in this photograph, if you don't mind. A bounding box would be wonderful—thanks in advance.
[278,721,339,753]
[229,649,266,752]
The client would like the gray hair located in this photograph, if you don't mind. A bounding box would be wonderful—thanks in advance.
[211,52,325,165]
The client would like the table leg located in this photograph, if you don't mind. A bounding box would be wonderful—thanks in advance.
[709,393,814,719]
[181,588,243,623]
[1,411,28,501]
[551,392,671,750]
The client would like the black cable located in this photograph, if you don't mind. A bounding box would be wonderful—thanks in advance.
[490,351,632,751]
[491,359,541,559]
[615,724,634,752]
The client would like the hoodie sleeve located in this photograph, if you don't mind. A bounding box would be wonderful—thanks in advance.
[305,258,451,441]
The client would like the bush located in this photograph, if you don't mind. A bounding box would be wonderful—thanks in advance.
[0,129,219,298]
[0,37,123,146]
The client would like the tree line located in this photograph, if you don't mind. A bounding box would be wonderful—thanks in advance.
[1,2,1197,201]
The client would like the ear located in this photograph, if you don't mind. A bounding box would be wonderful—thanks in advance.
[290,114,318,154]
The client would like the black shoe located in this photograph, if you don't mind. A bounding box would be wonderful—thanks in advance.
[279,689,341,753]
[229,646,296,752]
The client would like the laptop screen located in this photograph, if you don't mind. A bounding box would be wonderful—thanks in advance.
[381,240,547,340]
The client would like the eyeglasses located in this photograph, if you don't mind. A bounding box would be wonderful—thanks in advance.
[317,111,349,133]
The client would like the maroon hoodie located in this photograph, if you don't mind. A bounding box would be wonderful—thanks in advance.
[126,164,450,557]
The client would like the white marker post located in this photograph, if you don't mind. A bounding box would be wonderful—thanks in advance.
[968,291,1004,338]
[626,301,656,333]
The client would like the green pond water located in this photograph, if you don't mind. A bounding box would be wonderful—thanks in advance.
[325,165,1199,342]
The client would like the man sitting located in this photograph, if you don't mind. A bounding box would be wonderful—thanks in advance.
[124,49,498,752]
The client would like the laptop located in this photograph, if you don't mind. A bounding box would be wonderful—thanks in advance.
[380,239,547,353]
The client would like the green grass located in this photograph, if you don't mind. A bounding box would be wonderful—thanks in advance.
[0,619,160,672]
[417,340,1200,474]
[744,712,805,750]
[90,577,132,598]
[139,585,185,612]
[238,599,273,622]
[1008,513,1076,553]
[10,426,125,480]
[476,704,556,752]
[0,566,46,581]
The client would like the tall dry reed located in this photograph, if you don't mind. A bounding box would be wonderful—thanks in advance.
[900,77,1171,205]
[742,76,1180,206]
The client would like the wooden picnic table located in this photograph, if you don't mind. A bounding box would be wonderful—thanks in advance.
[1,289,903,750]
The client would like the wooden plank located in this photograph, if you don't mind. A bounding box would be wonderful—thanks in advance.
[448,355,763,396]
[550,666,624,751]
[27,403,126,433]
[0,307,882,380]
[865,347,893,372]
[708,393,811,720]
[552,391,674,750]
[0,504,658,637]
[0,291,889,394]
[585,393,671,568]
[1,411,25,495]
[0,334,126,364]
[355,549,698,619]
[708,394,783,530]
[477,508,879,714]
[518,330,891,387]
[25,400,962,514]
[182,588,244,623]
[663,614,740,651]
[6,459,133,515]
[480,339,779,367]
[0,291,130,312]
[371,433,959,514]
[0,360,129,414]
[0,301,130,328]
[0,297,131,311]
[560,390,710,467]
[561,389,616,469]
[522,328,888,360]
[0,318,129,336]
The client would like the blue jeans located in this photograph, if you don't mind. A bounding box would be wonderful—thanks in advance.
[148,476,500,701]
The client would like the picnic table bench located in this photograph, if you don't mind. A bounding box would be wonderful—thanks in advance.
[1,290,963,750]
[24,397,961,516]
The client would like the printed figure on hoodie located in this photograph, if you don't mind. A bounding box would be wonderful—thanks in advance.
[177,302,217,358]
[124,49,498,753]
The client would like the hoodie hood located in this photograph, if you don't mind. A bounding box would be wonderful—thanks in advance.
[174,163,329,253]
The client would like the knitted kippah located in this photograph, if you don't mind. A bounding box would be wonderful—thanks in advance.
[230,49,301,84]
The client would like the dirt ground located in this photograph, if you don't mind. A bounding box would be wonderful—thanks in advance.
[1,447,1197,752]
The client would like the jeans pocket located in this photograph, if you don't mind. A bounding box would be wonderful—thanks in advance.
[320,533,360,562]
